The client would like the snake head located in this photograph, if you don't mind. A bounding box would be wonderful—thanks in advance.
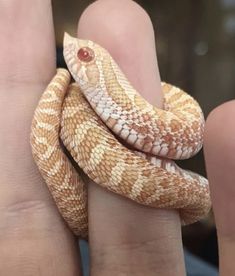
[63,33,108,90]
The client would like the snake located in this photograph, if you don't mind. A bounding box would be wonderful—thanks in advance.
[30,33,211,238]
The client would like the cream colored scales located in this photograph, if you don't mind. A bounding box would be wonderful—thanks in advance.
[30,33,211,237]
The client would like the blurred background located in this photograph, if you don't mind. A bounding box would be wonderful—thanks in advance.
[52,0,235,272]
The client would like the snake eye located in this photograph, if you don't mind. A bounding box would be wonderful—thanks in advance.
[77,47,95,62]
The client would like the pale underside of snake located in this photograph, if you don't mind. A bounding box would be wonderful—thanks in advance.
[30,33,211,238]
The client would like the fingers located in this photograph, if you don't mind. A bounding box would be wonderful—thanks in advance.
[0,1,81,275]
[0,0,55,84]
[77,1,185,275]
[204,100,235,275]
[0,0,57,209]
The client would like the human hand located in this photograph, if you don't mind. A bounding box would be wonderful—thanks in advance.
[0,0,187,275]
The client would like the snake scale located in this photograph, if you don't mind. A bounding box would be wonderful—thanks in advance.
[30,33,211,238]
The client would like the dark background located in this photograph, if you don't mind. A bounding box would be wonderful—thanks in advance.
[52,0,235,267]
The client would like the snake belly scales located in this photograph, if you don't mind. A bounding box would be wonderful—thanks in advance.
[30,33,211,238]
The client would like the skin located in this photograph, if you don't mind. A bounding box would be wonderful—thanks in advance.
[0,0,231,275]
[204,101,235,276]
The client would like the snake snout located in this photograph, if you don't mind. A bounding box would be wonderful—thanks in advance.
[63,33,84,84]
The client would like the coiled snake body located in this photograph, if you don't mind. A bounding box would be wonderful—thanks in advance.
[30,33,211,237]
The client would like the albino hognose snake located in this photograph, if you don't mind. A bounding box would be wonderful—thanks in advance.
[30,33,211,238]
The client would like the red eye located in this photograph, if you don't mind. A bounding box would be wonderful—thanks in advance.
[77,47,94,62]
